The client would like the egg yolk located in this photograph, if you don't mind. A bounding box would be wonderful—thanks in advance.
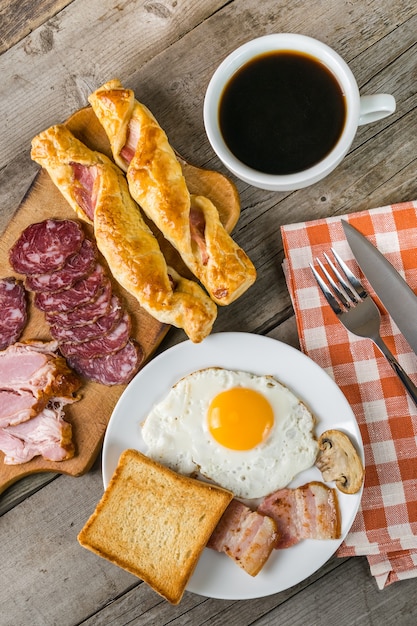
[207,387,274,450]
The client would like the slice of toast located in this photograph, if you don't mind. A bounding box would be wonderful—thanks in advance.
[77,448,233,604]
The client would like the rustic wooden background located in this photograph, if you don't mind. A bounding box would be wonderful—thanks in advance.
[1,0,417,624]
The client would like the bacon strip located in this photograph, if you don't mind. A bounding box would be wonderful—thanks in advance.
[121,120,210,265]
[207,499,278,576]
[189,205,209,265]
[258,481,341,549]
[71,163,98,221]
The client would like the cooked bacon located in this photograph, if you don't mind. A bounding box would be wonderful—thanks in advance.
[120,119,140,165]
[0,403,74,464]
[258,481,341,549]
[189,204,209,265]
[207,499,278,576]
[71,163,98,221]
[0,341,81,402]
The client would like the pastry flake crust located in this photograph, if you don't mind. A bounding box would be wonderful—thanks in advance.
[31,125,217,343]
[88,79,257,305]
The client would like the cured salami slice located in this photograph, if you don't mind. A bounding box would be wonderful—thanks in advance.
[0,277,27,350]
[49,295,123,343]
[25,238,97,292]
[34,264,106,313]
[67,340,143,385]
[59,311,131,359]
[9,219,84,275]
[45,280,113,327]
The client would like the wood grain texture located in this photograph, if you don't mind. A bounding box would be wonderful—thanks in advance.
[0,0,74,54]
[1,0,417,624]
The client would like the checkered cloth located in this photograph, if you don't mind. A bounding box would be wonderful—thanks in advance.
[281,201,417,589]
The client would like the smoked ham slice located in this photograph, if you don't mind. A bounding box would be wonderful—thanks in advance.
[0,389,46,428]
[258,481,341,548]
[0,341,81,401]
[0,340,81,465]
[0,403,74,464]
[207,499,278,576]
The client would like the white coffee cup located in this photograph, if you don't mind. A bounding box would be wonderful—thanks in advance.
[203,34,396,191]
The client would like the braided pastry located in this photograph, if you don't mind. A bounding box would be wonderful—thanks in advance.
[88,79,256,305]
[31,125,217,343]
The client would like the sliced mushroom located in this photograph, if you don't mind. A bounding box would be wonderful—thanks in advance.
[315,429,364,494]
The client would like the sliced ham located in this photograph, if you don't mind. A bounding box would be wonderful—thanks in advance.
[25,238,97,292]
[0,390,46,428]
[0,403,74,464]
[0,341,81,401]
[207,499,278,576]
[0,277,27,350]
[258,481,341,549]
[9,219,84,275]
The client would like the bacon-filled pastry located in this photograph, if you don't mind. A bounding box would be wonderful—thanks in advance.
[30,125,217,343]
[88,79,256,305]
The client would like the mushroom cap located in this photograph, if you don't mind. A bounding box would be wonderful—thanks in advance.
[315,429,364,494]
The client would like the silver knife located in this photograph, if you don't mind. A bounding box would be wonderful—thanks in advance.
[342,219,417,355]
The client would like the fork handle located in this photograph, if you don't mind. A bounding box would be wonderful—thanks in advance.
[373,337,417,407]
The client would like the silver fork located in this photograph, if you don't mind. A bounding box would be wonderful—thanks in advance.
[310,248,417,407]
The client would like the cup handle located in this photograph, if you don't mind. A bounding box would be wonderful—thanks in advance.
[358,94,396,126]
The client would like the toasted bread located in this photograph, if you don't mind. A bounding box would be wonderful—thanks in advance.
[77,449,233,604]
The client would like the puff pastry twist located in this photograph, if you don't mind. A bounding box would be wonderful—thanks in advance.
[31,125,217,343]
[88,79,256,305]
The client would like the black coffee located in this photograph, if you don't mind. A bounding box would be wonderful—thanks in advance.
[219,50,346,175]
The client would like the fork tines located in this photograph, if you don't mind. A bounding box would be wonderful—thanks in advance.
[310,248,366,313]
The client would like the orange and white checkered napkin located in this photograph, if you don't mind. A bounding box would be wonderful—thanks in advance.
[281,201,417,589]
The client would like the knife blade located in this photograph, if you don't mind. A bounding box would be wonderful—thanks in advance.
[342,219,417,356]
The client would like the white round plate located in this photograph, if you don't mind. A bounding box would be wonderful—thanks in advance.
[102,332,363,600]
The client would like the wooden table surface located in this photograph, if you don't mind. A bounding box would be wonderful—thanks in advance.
[1,1,417,624]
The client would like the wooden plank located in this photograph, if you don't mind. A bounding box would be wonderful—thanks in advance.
[0,0,230,171]
[1,0,417,624]
[0,0,74,54]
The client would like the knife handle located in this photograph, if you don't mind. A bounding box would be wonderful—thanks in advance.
[373,336,417,407]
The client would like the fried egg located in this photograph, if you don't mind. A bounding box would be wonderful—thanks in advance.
[141,368,318,499]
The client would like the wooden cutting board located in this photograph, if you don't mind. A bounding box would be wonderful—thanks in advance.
[0,106,240,494]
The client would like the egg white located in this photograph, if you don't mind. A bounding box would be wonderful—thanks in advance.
[141,368,318,499]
